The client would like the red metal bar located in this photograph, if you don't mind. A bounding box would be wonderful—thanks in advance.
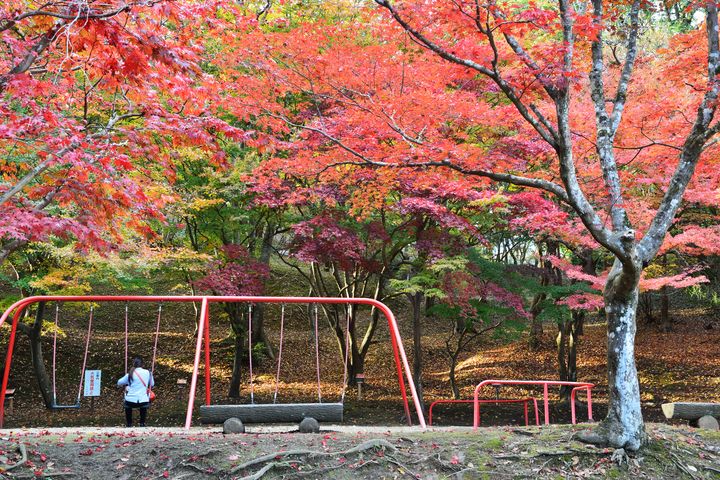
[570,385,593,424]
[382,304,412,425]
[203,302,211,406]
[428,398,536,426]
[472,380,595,430]
[185,297,209,429]
[0,295,426,429]
[0,309,23,428]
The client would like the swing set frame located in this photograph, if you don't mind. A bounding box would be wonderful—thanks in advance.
[0,295,427,429]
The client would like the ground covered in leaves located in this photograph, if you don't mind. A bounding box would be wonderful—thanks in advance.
[2,300,718,428]
[1,424,720,479]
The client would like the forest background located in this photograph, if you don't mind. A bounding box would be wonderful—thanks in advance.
[1,0,720,454]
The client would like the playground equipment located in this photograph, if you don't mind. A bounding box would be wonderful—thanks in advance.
[428,397,539,426]
[199,304,349,425]
[473,379,594,429]
[0,296,426,430]
[49,305,93,410]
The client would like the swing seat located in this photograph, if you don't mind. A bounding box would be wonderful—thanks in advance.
[199,402,344,424]
[49,402,81,410]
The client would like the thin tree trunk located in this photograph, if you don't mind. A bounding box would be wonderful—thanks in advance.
[660,286,671,332]
[558,310,583,400]
[228,332,244,399]
[21,302,54,407]
[250,221,276,358]
[411,292,425,411]
[448,359,460,399]
[528,292,546,350]
[227,305,245,398]
[556,320,568,397]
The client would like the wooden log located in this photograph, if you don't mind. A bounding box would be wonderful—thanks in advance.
[661,402,720,420]
[199,403,343,424]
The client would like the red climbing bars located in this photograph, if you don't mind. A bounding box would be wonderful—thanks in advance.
[0,295,426,430]
[472,379,595,430]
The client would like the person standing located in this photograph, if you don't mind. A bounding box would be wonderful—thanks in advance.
[117,357,154,427]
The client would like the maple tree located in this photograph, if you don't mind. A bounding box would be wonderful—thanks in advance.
[0,0,250,265]
[230,0,720,450]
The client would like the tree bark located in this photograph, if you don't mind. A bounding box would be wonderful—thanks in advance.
[249,220,277,358]
[592,261,645,450]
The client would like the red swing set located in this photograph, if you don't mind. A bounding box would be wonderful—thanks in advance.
[0,296,426,429]
[47,303,161,409]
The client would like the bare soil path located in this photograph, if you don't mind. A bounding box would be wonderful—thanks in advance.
[2,424,719,479]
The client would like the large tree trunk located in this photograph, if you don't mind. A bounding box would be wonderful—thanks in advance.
[588,261,645,450]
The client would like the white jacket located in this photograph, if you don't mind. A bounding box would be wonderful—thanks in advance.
[117,367,154,403]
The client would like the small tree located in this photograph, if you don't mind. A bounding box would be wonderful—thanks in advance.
[195,244,270,398]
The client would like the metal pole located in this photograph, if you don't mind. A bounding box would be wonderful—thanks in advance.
[185,297,209,430]
[377,302,425,427]
[0,309,23,428]
[203,302,211,406]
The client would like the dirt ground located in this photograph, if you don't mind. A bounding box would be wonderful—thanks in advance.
[2,300,720,479]
[1,423,719,479]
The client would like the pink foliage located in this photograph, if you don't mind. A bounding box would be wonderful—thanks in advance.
[556,293,604,311]
[441,270,529,319]
[507,192,596,249]
[395,197,478,234]
[195,245,269,296]
[640,267,708,292]
[546,255,606,290]
[290,215,373,271]
[662,226,720,256]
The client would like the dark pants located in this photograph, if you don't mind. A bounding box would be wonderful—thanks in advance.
[124,400,149,427]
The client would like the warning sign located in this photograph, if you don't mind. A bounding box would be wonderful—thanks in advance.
[83,370,101,397]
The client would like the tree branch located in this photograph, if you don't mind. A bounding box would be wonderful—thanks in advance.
[637,0,720,262]
[587,0,634,234]
[375,0,559,148]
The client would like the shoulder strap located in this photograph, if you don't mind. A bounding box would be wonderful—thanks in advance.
[133,370,148,388]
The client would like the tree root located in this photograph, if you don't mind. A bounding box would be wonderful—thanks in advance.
[4,472,75,479]
[0,443,27,473]
[573,420,646,452]
[667,451,700,480]
[236,461,295,480]
[229,438,396,475]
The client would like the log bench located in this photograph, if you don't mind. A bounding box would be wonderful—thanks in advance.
[662,402,720,430]
[199,403,343,425]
